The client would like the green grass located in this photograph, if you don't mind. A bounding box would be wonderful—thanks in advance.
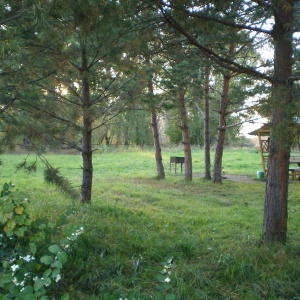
[1,148,300,299]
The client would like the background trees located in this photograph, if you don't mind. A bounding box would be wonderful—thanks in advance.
[7,0,141,202]
[156,0,300,242]
[1,0,299,242]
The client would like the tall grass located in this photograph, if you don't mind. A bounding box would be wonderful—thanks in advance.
[1,147,300,299]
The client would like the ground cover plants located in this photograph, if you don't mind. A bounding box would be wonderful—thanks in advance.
[1,148,300,299]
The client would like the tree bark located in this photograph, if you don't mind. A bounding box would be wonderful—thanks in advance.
[204,65,211,179]
[147,73,165,178]
[262,1,294,243]
[80,43,93,203]
[213,73,231,183]
[151,108,165,179]
[178,92,192,180]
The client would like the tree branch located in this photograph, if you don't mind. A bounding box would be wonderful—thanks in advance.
[0,97,16,115]
[158,3,273,83]
[159,0,272,34]
[0,8,26,25]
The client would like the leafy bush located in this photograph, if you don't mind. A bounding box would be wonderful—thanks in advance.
[0,182,83,300]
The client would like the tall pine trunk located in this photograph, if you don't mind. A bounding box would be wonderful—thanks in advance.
[80,43,93,203]
[213,74,231,183]
[178,92,192,180]
[148,78,165,179]
[151,109,165,179]
[262,1,294,243]
[204,66,211,179]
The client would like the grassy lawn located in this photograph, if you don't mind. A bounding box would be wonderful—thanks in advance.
[1,147,300,299]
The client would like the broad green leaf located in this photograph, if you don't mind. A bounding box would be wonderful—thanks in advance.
[40,255,53,265]
[29,243,37,255]
[15,227,26,237]
[44,277,51,286]
[57,251,67,263]
[4,219,16,232]
[48,244,61,254]
[59,238,70,247]
[51,268,60,278]
[20,285,33,295]
[68,235,77,241]
[14,206,24,215]
[13,198,22,206]
[156,274,166,282]
[33,278,44,291]
[153,292,164,300]
[51,261,62,269]
[5,229,13,237]
[43,269,51,278]
[3,183,9,191]
[0,273,13,284]
[166,294,176,300]
[61,293,69,300]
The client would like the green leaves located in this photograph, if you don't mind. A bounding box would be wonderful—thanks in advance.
[0,181,83,299]
[40,255,53,265]
[57,251,68,263]
[49,244,62,254]
[34,278,47,292]
[1,182,12,197]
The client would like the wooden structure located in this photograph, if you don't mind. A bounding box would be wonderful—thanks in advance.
[249,124,270,177]
[289,157,300,180]
[249,124,300,179]
[170,156,185,173]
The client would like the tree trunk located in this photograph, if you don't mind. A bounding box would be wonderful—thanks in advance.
[213,74,231,183]
[147,75,165,178]
[80,44,93,203]
[151,108,165,179]
[145,56,165,179]
[204,66,211,179]
[178,92,192,180]
[262,1,294,243]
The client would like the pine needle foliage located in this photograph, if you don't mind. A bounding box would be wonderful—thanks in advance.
[43,165,78,200]
[36,154,79,200]
[16,155,38,173]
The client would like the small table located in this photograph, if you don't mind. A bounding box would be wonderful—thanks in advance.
[170,157,185,174]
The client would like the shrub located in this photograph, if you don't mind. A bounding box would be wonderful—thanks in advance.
[0,182,83,300]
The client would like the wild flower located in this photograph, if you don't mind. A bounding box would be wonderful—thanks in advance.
[20,254,35,262]
[11,264,19,272]
[72,227,84,236]
[0,182,81,299]
[55,274,62,282]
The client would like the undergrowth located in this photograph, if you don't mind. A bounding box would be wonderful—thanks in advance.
[0,149,300,299]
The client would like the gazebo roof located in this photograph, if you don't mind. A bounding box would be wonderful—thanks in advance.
[248,123,270,136]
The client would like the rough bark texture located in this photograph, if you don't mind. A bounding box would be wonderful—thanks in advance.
[262,1,294,243]
[178,92,192,180]
[204,66,211,179]
[151,108,165,179]
[148,76,165,178]
[80,44,93,203]
[213,74,231,183]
